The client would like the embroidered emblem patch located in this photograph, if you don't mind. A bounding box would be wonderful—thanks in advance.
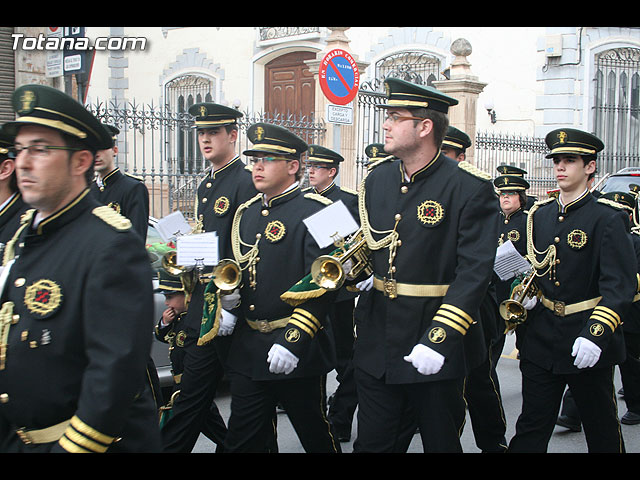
[590,323,604,337]
[107,201,121,214]
[428,326,446,344]
[24,279,63,318]
[285,328,301,343]
[507,229,520,243]
[417,200,445,227]
[567,229,588,249]
[264,220,286,243]
[176,330,187,347]
[213,196,230,216]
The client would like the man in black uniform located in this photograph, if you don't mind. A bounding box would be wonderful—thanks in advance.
[305,144,359,442]
[0,84,160,453]
[91,124,149,241]
[441,125,471,163]
[159,102,257,453]
[352,78,499,452]
[89,123,161,410]
[222,123,340,453]
[0,129,29,248]
[508,128,635,453]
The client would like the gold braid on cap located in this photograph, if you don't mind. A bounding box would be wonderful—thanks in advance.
[231,193,263,289]
[526,198,557,280]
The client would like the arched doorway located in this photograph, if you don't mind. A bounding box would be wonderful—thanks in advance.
[265,51,316,118]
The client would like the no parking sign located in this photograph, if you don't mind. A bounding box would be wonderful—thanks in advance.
[319,49,360,106]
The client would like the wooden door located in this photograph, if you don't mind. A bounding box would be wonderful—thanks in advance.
[265,51,315,118]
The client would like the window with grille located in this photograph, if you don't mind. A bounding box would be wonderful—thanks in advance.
[164,74,215,174]
[375,51,442,88]
[593,47,640,174]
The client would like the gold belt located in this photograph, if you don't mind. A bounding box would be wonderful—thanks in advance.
[540,294,602,317]
[246,316,290,333]
[16,418,71,445]
[372,276,449,298]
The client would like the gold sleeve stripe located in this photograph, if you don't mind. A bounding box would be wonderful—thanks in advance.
[292,308,321,330]
[591,310,620,327]
[439,304,474,325]
[433,315,467,335]
[58,435,92,453]
[435,308,472,329]
[70,415,116,445]
[590,314,617,333]
[290,313,318,333]
[289,318,315,337]
[63,428,110,453]
[592,306,621,324]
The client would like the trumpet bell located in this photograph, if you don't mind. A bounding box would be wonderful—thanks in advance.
[213,258,242,292]
[161,250,187,276]
[311,255,346,290]
[499,299,527,324]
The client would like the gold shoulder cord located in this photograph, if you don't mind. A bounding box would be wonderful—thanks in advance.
[358,175,401,280]
[526,201,557,280]
[231,193,263,289]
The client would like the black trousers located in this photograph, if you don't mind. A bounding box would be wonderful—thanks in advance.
[464,334,508,452]
[353,367,466,452]
[509,359,624,453]
[160,337,227,453]
[619,331,640,414]
[223,371,340,453]
[327,298,358,434]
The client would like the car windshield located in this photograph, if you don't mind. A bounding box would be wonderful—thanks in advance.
[599,175,640,194]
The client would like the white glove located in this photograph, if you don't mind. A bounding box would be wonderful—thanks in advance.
[356,275,374,292]
[571,336,602,369]
[220,288,241,310]
[403,343,445,376]
[343,259,354,276]
[522,295,537,311]
[218,309,237,336]
[267,344,299,375]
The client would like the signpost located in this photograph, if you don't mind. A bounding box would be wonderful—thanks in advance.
[45,27,63,78]
[319,48,360,106]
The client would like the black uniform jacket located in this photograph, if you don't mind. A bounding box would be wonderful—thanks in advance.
[0,193,29,247]
[91,168,149,241]
[226,185,337,381]
[182,157,258,342]
[155,312,187,379]
[495,207,528,303]
[353,153,499,384]
[623,231,640,334]
[0,189,159,452]
[522,192,637,373]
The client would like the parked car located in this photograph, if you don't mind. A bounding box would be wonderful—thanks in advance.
[597,167,640,194]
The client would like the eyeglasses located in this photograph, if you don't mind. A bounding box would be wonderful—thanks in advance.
[248,156,293,165]
[14,145,82,157]
[306,165,331,171]
[384,112,426,124]
[499,191,518,197]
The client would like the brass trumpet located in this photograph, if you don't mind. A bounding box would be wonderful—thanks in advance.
[310,229,372,291]
[212,258,242,294]
[499,270,538,327]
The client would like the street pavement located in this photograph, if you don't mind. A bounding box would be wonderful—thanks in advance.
[193,333,639,453]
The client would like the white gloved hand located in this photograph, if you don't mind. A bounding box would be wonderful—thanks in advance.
[571,336,602,369]
[218,309,237,336]
[343,259,354,276]
[522,295,537,311]
[356,275,374,292]
[220,288,241,310]
[403,343,445,376]
[267,344,299,375]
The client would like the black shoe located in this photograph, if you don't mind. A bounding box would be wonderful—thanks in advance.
[556,415,582,432]
[621,411,640,425]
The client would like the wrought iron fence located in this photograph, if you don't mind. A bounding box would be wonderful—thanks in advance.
[87,99,325,221]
